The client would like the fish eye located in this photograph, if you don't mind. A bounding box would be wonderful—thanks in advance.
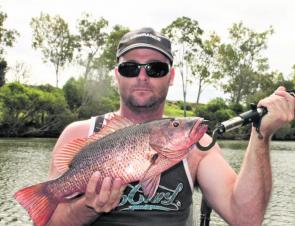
[172,120,180,127]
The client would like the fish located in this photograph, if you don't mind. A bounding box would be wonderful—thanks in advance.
[14,115,208,226]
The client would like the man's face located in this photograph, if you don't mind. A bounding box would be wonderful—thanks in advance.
[115,48,174,113]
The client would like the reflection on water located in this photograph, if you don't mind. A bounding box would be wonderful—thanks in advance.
[0,139,294,225]
[0,139,55,226]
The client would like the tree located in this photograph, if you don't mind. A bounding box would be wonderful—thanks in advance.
[31,13,78,87]
[0,11,19,58]
[194,98,236,131]
[214,22,274,104]
[291,65,295,86]
[99,25,130,70]
[189,32,220,104]
[9,61,31,84]
[76,14,112,108]
[63,77,84,113]
[0,82,74,136]
[162,17,203,116]
[76,14,108,81]
[0,11,19,86]
[0,60,7,87]
[63,76,119,119]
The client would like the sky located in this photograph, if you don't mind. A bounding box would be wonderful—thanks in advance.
[1,0,295,103]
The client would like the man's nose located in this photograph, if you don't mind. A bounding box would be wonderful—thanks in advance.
[137,66,149,80]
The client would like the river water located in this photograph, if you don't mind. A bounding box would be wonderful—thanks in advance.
[0,138,294,226]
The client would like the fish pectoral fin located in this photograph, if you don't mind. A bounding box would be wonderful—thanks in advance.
[150,143,187,161]
[54,137,89,173]
[139,174,161,198]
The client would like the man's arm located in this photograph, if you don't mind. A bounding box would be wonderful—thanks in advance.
[197,87,294,225]
[47,120,125,226]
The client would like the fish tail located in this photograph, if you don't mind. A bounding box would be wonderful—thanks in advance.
[14,182,58,226]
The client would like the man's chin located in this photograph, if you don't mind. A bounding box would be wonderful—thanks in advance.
[126,99,158,112]
[123,94,166,112]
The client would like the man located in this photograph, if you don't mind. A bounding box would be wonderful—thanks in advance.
[47,27,295,226]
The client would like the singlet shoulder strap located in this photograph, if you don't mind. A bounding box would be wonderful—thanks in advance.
[88,115,105,137]
[94,115,105,133]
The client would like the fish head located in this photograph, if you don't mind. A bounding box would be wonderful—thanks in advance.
[148,117,208,159]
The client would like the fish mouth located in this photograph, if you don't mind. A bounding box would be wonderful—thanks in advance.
[189,118,209,141]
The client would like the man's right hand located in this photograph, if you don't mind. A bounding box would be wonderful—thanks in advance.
[85,171,126,213]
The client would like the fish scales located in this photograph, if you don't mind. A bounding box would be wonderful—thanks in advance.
[47,124,151,199]
[14,116,208,226]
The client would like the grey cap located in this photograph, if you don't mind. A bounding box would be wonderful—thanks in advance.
[116,27,173,64]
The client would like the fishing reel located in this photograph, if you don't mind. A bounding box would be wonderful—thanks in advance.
[197,89,295,151]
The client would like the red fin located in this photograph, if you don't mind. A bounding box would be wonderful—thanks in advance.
[90,114,134,140]
[54,137,89,173]
[150,143,188,161]
[54,115,134,174]
[14,183,58,226]
[140,175,161,198]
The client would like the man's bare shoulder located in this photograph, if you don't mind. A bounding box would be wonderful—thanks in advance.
[52,119,91,153]
[48,119,92,179]
[60,119,92,142]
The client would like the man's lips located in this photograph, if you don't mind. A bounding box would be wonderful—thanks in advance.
[132,88,152,92]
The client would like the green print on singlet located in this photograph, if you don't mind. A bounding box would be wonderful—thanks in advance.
[118,183,184,211]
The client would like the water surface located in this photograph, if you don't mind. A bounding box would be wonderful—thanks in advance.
[0,138,294,225]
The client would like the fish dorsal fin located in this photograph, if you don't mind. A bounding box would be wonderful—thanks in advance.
[89,114,134,141]
[54,115,134,174]
[54,137,89,173]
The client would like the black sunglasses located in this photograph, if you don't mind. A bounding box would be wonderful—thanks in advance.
[118,61,170,78]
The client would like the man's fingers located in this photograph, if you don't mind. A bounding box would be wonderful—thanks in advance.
[95,177,112,207]
[274,88,295,121]
[108,178,124,203]
[84,175,126,213]
[85,171,101,200]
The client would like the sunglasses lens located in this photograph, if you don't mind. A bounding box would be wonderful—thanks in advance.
[118,62,140,77]
[118,62,170,78]
[146,62,169,78]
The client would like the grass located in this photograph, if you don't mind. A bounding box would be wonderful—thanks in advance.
[164,101,195,117]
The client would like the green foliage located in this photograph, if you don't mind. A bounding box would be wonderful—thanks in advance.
[292,65,295,85]
[0,14,293,139]
[195,98,236,130]
[214,22,274,104]
[162,17,204,116]
[76,14,109,80]
[77,78,119,119]
[0,11,19,59]
[190,33,220,104]
[274,124,294,140]
[228,102,244,114]
[0,60,7,86]
[63,76,119,119]
[99,25,130,70]
[63,77,84,112]
[0,11,19,85]
[0,82,75,136]
[164,101,194,117]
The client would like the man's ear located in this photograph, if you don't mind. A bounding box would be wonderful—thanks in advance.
[169,67,175,86]
[114,67,120,86]
[114,66,119,80]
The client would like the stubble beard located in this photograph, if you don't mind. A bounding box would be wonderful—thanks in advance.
[121,89,168,113]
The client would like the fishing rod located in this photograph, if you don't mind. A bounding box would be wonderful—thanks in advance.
[196,89,295,226]
[196,89,295,151]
